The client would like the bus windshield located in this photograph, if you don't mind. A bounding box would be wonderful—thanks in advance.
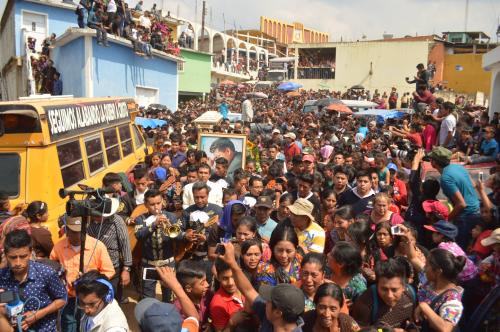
[0,153,20,197]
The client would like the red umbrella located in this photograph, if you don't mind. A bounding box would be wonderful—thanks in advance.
[325,103,353,114]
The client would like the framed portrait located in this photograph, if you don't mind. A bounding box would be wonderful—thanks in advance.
[198,133,247,178]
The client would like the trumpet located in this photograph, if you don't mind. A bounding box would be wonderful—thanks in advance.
[155,209,182,238]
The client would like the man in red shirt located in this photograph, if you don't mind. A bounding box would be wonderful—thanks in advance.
[283,132,301,162]
[413,84,436,106]
[389,123,423,147]
[209,258,247,331]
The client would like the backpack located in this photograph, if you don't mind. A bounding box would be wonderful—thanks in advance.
[370,283,416,324]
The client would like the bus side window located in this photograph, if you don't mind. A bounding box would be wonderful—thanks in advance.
[57,141,85,188]
[84,135,106,175]
[118,125,133,157]
[103,128,121,165]
[132,125,144,148]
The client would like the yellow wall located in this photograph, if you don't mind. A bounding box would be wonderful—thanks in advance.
[444,54,491,95]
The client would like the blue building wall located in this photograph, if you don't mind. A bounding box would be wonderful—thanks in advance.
[91,39,178,110]
[14,0,76,56]
[51,37,85,97]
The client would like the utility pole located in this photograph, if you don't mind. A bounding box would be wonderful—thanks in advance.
[464,0,469,31]
[201,1,206,51]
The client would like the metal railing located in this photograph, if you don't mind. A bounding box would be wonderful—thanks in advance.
[297,67,335,79]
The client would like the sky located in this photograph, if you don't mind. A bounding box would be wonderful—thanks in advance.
[140,0,500,42]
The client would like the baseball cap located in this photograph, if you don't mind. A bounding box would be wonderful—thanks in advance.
[422,200,449,220]
[259,284,304,317]
[302,154,315,163]
[424,220,458,239]
[135,298,183,332]
[387,163,398,172]
[272,129,281,135]
[283,132,296,140]
[255,196,273,209]
[66,216,83,232]
[481,228,500,246]
[288,198,315,221]
[427,146,452,164]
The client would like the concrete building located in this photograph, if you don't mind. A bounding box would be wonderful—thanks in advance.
[0,0,182,110]
[288,40,431,95]
[287,32,496,99]
[260,16,328,44]
[483,47,500,118]
[52,28,180,110]
[178,48,212,100]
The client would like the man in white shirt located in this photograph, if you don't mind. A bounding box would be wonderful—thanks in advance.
[438,101,457,148]
[106,0,117,23]
[183,163,223,209]
[139,11,151,29]
[76,271,129,332]
[241,97,253,123]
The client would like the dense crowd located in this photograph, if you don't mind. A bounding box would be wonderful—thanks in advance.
[0,67,499,332]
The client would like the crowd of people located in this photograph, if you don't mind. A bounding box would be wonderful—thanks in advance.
[75,0,181,58]
[27,33,63,95]
[0,65,499,332]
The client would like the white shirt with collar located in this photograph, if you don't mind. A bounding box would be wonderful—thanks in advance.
[182,181,223,209]
[81,299,128,332]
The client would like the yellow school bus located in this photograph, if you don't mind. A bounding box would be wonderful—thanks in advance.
[0,96,148,237]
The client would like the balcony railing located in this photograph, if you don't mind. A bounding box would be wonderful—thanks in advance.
[297,67,335,79]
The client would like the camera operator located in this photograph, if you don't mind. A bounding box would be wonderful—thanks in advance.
[0,230,66,331]
[427,147,481,250]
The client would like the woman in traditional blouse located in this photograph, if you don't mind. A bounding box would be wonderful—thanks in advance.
[416,248,466,332]
[303,283,360,332]
[256,225,303,286]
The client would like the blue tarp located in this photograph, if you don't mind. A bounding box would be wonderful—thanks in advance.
[277,82,303,91]
[353,109,407,123]
[135,117,167,128]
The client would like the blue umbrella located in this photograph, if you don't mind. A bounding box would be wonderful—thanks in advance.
[277,82,303,91]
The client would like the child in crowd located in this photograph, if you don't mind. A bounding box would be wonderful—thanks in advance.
[174,260,212,329]
[209,258,247,331]
[424,220,478,282]
[469,221,495,261]
[478,228,500,288]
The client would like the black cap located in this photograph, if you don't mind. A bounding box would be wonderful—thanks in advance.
[259,284,304,317]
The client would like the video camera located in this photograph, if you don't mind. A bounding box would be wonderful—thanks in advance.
[390,140,430,161]
[58,186,115,218]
